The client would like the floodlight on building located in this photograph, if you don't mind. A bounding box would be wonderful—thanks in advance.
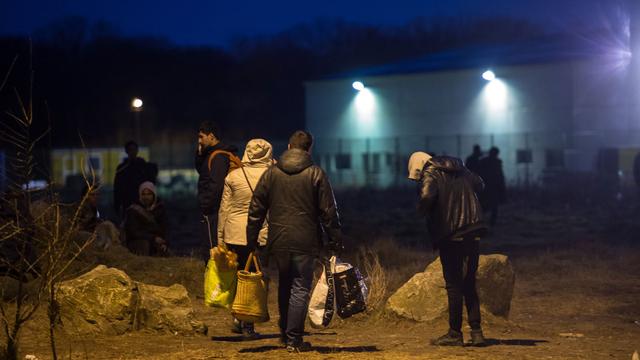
[482,70,496,81]
[131,98,143,109]
[352,81,365,91]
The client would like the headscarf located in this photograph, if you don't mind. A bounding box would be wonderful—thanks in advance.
[407,151,432,180]
[138,181,157,209]
[242,139,273,167]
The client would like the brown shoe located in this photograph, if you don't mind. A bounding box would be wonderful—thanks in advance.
[430,330,463,346]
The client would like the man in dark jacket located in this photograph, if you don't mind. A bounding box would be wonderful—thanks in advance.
[477,147,506,226]
[465,144,483,174]
[247,130,342,353]
[114,141,149,219]
[195,121,237,260]
[408,151,487,347]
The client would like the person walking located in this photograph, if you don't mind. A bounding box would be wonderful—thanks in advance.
[408,151,488,347]
[246,130,342,353]
[217,139,273,339]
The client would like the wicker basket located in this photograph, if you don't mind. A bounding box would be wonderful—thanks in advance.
[231,252,270,323]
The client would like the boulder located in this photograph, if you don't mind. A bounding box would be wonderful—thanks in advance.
[57,265,135,335]
[386,254,515,322]
[57,265,206,335]
[134,283,207,334]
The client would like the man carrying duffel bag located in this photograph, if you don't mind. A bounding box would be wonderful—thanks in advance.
[247,130,343,353]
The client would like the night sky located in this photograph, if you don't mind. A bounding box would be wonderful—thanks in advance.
[0,0,624,47]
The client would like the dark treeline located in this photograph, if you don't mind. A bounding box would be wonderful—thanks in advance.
[0,16,544,147]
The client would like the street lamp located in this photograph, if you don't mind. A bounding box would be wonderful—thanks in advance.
[131,98,143,109]
[352,81,365,91]
[482,70,496,81]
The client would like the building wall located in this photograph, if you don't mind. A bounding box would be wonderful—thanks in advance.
[306,60,640,188]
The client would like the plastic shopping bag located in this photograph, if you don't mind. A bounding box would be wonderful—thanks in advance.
[308,256,336,328]
[204,256,237,309]
[334,257,367,318]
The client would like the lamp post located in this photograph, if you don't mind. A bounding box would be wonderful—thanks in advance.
[131,97,143,143]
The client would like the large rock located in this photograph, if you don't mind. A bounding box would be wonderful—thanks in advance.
[134,283,207,334]
[386,254,515,322]
[57,265,206,335]
[57,265,135,335]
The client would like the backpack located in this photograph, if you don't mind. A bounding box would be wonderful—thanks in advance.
[207,150,243,174]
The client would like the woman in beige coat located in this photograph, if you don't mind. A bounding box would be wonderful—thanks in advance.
[217,138,272,338]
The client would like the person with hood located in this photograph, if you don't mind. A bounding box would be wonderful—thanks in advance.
[477,147,506,226]
[114,141,149,219]
[218,138,272,339]
[246,130,342,353]
[408,151,487,347]
[195,121,237,261]
[123,181,168,256]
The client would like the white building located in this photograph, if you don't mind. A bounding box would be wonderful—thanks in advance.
[305,35,640,188]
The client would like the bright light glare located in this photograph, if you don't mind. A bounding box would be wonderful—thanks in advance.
[355,88,375,123]
[352,81,365,91]
[484,79,507,111]
[482,70,496,81]
[132,98,143,108]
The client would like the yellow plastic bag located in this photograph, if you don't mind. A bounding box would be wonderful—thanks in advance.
[204,245,238,308]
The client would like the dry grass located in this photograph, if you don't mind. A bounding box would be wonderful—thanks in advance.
[352,238,434,313]
[355,247,387,312]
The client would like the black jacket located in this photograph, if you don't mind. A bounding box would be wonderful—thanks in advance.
[124,202,168,256]
[477,156,506,207]
[114,157,149,216]
[246,148,342,254]
[195,142,237,215]
[418,156,487,249]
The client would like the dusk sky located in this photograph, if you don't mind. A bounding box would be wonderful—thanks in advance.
[0,0,626,47]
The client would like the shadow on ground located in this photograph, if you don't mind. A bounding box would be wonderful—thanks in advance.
[480,338,549,347]
[239,345,380,354]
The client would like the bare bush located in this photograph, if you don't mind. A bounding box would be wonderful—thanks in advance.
[356,247,388,312]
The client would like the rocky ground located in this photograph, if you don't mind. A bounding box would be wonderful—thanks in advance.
[4,190,640,359]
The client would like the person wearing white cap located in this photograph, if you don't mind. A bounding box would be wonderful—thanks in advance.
[408,151,487,347]
[217,138,273,339]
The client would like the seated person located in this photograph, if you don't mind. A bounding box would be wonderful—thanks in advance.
[77,185,119,250]
[123,181,168,256]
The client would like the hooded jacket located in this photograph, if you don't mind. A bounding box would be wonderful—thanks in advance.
[246,148,342,254]
[416,155,487,248]
[218,139,272,247]
[195,142,238,215]
[124,181,168,256]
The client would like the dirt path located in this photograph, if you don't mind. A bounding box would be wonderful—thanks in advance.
[16,259,640,360]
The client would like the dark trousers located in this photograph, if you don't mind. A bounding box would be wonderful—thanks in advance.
[439,239,482,332]
[274,251,315,345]
[200,214,218,263]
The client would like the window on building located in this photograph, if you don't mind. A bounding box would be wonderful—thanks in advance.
[89,156,101,171]
[335,154,351,170]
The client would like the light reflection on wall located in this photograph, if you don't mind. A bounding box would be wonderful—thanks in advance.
[477,78,513,133]
[354,88,376,124]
